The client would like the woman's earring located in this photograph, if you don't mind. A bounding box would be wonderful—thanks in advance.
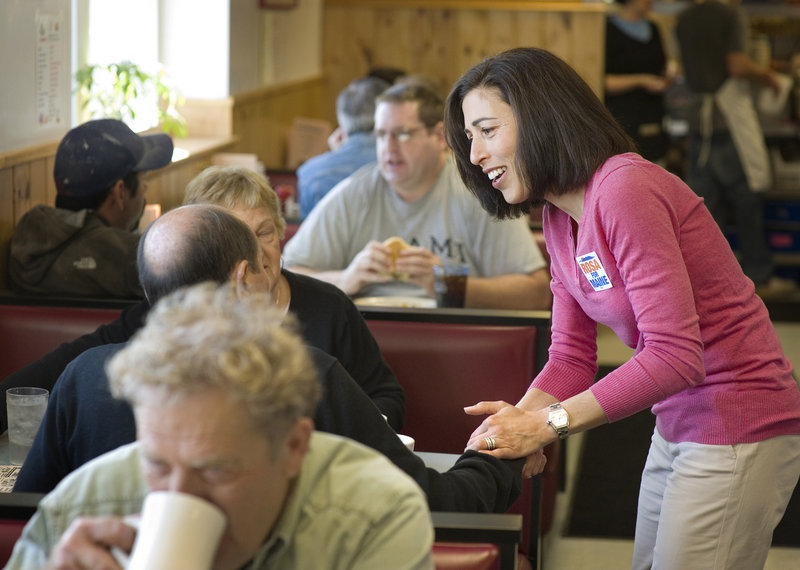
[280,255,285,270]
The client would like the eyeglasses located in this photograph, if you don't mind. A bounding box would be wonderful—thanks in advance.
[373,127,427,143]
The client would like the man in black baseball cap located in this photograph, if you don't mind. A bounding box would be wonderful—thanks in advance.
[9,119,173,299]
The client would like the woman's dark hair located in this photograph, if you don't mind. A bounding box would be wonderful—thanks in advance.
[55,170,141,212]
[444,47,635,219]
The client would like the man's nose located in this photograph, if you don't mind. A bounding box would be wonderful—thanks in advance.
[167,470,207,499]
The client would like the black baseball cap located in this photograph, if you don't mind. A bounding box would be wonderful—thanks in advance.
[54,119,174,197]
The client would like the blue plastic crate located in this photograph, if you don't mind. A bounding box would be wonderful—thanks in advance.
[763,200,800,224]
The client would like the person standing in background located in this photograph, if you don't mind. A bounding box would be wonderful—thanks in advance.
[297,76,390,218]
[604,0,673,163]
[676,0,796,297]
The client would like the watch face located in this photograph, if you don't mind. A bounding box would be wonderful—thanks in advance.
[550,409,569,429]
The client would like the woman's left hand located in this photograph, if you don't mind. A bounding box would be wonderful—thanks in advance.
[464,400,551,459]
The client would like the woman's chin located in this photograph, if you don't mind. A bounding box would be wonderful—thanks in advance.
[499,187,527,205]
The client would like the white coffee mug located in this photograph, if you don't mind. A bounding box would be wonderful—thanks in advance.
[119,491,227,570]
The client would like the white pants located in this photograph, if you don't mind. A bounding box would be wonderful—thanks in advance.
[631,429,800,570]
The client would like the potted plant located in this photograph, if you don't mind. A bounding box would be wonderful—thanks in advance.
[74,61,187,137]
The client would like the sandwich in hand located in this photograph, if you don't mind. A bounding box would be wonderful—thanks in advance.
[383,236,411,280]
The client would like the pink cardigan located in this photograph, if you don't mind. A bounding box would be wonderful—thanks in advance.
[533,153,800,444]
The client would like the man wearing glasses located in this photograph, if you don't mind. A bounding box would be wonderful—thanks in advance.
[283,79,550,310]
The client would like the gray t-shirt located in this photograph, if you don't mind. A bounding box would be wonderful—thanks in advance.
[283,157,547,298]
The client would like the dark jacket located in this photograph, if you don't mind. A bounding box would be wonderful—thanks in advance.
[9,205,143,298]
[15,343,523,513]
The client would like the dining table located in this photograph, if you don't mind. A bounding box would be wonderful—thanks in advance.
[0,431,21,492]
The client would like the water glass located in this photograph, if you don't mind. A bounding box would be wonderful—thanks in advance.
[6,387,49,465]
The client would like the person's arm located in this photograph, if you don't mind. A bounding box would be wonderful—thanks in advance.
[330,295,406,430]
[468,166,707,463]
[289,239,393,295]
[727,52,780,92]
[605,73,670,95]
[312,352,524,512]
[42,517,135,570]
[0,301,147,432]
[463,268,551,310]
[460,200,552,310]
[463,388,607,460]
[724,5,779,92]
[348,490,434,570]
[6,508,134,570]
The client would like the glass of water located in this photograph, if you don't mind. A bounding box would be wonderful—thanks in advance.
[6,387,49,465]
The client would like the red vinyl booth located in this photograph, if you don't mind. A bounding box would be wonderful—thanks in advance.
[361,306,557,570]
[0,299,127,383]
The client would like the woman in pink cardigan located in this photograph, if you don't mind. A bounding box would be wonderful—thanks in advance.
[444,47,800,569]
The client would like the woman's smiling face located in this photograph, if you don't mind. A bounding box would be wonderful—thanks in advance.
[462,87,527,205]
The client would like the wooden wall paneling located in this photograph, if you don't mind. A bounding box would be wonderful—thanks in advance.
[323,4,606,116]
[0,168,13,289]
[231,77,328,170]
[483,10,518,60]
[45,155,57,206]
[181,98,235,138]
[28,159,49,215]
[571,12,605,98]
[12,164,32,225]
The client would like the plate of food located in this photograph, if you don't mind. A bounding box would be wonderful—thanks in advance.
[354,296,436,309]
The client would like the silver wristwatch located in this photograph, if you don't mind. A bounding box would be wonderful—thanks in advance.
[546,403,570,439]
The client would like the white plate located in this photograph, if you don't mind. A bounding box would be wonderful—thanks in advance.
[354,296,436,309]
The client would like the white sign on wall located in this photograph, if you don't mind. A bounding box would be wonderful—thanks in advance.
[35,10,66,129]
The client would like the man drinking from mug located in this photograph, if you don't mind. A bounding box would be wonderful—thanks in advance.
[6,283,433,570]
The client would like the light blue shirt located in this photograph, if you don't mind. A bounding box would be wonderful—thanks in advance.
[296,132,378,218]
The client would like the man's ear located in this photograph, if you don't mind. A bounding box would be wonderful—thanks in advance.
[106,180,127,211]
[232,259,250,298]
[432,121,447,148]
[281,417,313,478]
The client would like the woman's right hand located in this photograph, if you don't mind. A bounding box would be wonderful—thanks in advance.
[463,400,554,460]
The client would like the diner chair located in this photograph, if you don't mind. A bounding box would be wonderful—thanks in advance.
[0,492,42,566]
[361,307,556,570]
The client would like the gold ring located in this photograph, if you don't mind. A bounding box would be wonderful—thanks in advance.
[484,436,496,451]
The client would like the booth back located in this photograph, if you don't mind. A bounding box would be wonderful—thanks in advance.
[360,306,552,569]
[0,493,42,567]
[0,298,126,382]
[365,320,537,454]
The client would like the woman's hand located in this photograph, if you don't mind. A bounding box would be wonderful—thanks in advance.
[464,400,553,460]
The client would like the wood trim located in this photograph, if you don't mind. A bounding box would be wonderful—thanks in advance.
[232,74,327,106]
[325,0,607,13]
[0,141,60,171]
